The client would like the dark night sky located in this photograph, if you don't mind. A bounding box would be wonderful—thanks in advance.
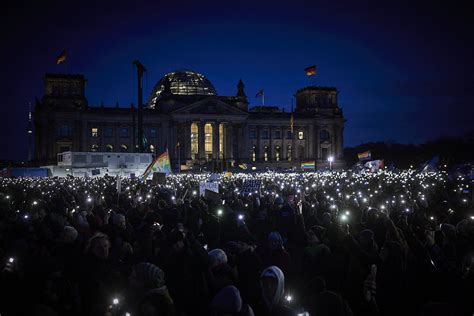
[1,0,473,161]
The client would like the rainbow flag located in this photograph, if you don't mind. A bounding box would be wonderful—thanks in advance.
[357,150,371,161]
[143,150,172,178]
[301,161,315,171]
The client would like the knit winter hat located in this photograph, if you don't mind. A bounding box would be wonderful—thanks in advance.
[209,248,228,265]
[210,285,243,313]
[62,225,78,243]
[133,262,166,289]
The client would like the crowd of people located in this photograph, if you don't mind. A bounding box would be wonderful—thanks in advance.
[0,169,473,316]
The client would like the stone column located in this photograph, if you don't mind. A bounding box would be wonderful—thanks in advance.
[291,125,296,161]
[184,122,191,160]
[315,125,320,160]
[308,124,314,158]
[212,121,219,160]
[241,123,249,162]
[226,123,233,160]
[198,121,205,160]
[332,125,338,158]
[256,126,261,161]
[337,125,344,159]
[170,122,177,162]
[269,126,273,161]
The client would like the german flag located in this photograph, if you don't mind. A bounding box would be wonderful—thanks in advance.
[56,50,66,64]
[304,65,316,76]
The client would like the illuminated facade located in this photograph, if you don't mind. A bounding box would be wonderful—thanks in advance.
[34,70,345,170]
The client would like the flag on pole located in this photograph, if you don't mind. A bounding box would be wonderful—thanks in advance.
[143,150,172,178]
[304,65,316,76]
[357,150,371,161]
[255,89,264,98]
[56,50,66,64]
[419,156,439,173]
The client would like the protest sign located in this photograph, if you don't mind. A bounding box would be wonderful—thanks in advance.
[199,181,219,196]
[241,179,262,194]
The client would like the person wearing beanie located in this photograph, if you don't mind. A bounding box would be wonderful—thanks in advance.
[257,232,291,278]
[207,248,238,297]
[61,225,78,244]
[259,266,295,316]
[210,285,255,316]
[128,262,175,316]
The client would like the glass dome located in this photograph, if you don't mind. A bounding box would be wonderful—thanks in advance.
[148,69,217,108]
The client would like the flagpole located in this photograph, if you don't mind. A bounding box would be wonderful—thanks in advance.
[177,142,181,173]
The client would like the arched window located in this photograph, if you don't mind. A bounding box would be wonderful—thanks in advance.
[320,130,330,141]
[91,144,99,152]
[106,144,113,152]
[149,144,155,153]
[120,144,128,152]
[191,123,199,159]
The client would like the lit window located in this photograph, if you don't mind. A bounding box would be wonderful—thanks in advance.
[91,144,99,152]
[275,146,281,161]
[298,131,304,140]
[219,123,224,159]
[91,128,98,138]
[120,144,128,152]
[191,123,199,159]
[251,146,256,162]
[264,146,269,161]
[149,144,155,153]
[205,123,213,156]
[106,144,113,152]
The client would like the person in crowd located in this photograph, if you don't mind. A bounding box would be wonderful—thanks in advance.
[127,262,175,316]
[0,169,473,316]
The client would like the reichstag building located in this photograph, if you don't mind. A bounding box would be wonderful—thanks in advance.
[34,70,345,170]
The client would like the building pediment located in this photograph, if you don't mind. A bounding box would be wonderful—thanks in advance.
[170,97,247,116]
